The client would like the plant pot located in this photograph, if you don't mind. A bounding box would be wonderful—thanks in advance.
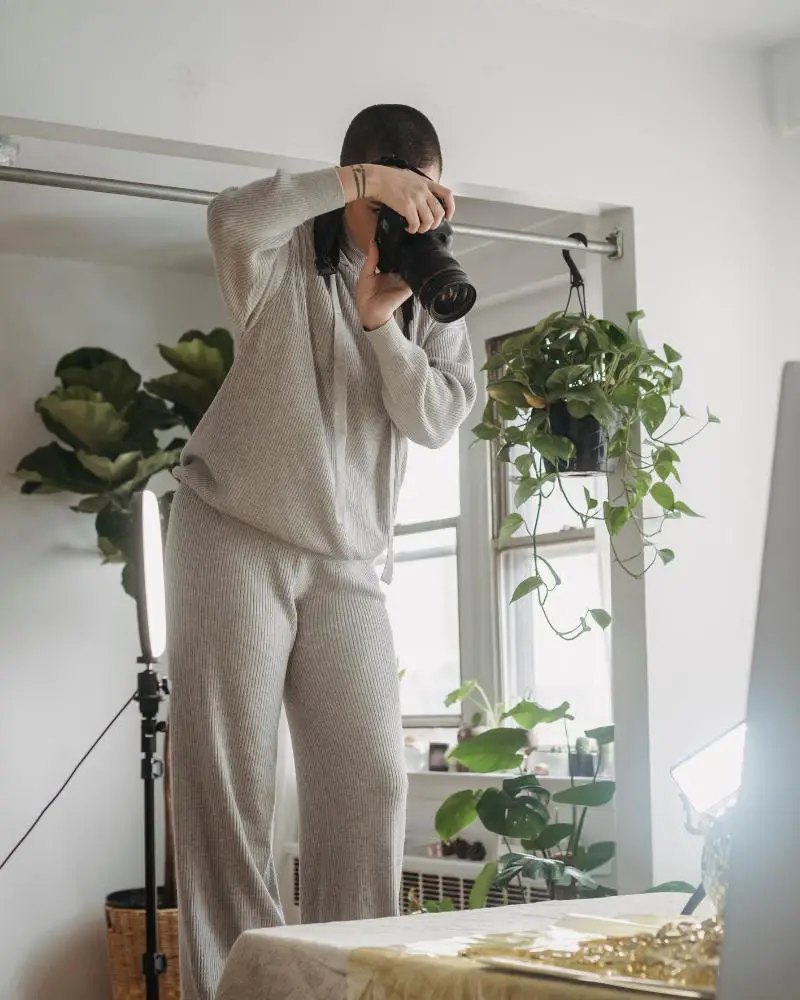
[105,888,180,1000]
[568,752,596,778]
[545,400,608,476]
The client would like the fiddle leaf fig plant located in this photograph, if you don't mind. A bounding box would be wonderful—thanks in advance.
[474,310,717,639]
[14,329,234,594]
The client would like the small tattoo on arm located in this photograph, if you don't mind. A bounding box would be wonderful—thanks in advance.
[353,165,367,200]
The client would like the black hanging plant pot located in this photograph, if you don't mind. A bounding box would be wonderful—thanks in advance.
[474,307,719,640]
[544,400,608,476]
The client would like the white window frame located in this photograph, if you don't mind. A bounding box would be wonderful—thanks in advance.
[485,330,605,720]
[394,513,463,729]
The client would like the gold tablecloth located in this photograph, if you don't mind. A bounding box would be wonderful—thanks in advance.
[348,946,671,1000]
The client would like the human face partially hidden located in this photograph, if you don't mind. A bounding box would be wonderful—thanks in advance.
[343,162,442,255]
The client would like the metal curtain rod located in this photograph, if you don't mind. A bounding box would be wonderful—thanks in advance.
[0,165,620,257]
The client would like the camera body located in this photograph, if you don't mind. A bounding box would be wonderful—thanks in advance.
[373,170,477,325]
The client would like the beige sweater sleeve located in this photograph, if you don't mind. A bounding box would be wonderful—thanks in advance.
[207,168,345,332]
[366,316,477,449]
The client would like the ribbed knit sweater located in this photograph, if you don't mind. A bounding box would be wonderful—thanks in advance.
[176,167,477,563]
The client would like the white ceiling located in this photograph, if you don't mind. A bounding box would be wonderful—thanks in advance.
[532,0,800,46]
[0,137,594,306]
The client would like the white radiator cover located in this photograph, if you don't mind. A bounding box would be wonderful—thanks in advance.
[279,844,550,924]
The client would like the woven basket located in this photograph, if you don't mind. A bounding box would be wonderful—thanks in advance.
[105,889,180,1000]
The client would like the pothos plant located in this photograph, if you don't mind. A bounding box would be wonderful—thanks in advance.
[14,328,234,594]
[473,310,718,639]
[432,680,617,906]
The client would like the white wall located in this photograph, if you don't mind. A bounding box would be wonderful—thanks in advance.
[1,0,791,903]
[0,253,226,1000]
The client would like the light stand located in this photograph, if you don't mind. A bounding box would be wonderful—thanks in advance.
[132,489,170,1000]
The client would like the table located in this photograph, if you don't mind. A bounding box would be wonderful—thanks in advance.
[216,893,700,1000]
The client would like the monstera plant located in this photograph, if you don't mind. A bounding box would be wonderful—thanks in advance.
[14,328,233,594]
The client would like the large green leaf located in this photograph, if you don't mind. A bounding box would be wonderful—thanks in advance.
[145,372,218,420]
[487,379,530,408]
[444,680,478,708]
[511,576,544,603]
[77,451,142,485]
[435,789,480,842]
[640,394,668,434]
[585,725,615,746]
[469,862,498,909]
[499,512,525,545]
[482,354,507,373]
[514,477,539,508]
[472,422,501,441]
[59,358,141,409]
[578,841,616,871]
[36,387,129,455]
[158,338,227,385]
[15,442,107,494]
[502,773,550,802]
[610,383,639,408]
[129,449,182,490]
[95,506,133,559]
[502,699,573,729]
[650,482,675,510]
[129,392,183,433]
[179,327,235,373]
[448,727,530,773]
[553,781,616,808]
[545,365,592,393]
[531,435,575,465]
[530,822,575,851]
[476,786,548,839]
[55,347,120,376]
[603,502,630,536]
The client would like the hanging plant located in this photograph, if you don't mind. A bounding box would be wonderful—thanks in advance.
[473,309,718,639]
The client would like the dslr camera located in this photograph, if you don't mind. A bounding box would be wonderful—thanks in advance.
[373,158,477,324]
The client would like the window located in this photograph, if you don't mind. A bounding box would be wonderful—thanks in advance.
[488,333,613,746]
[385,436,463,726]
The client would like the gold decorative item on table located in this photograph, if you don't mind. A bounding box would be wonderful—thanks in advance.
[466,915,724,997]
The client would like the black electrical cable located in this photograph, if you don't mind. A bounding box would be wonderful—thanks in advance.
[0,693,135,872]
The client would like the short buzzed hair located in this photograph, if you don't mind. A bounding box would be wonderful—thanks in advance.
[340,104,443,175]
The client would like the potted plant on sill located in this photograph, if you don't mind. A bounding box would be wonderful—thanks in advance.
[13,328,233,1000]
[428,681,694,911]
[432,680,617,905]
[473,310,717,639]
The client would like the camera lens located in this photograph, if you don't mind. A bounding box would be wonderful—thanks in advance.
[397,221,477,324]
[418,267,477,324]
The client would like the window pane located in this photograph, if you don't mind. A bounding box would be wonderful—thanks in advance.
[396,437,459,525]
[506,466,606,536]
[385,528,461,719]
[500,541,612,747]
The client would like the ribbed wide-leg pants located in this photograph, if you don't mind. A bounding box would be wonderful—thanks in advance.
[165,486,407,1000]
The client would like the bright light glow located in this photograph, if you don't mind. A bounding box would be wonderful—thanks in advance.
[671,721,747,817]
[137,490,167,660]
